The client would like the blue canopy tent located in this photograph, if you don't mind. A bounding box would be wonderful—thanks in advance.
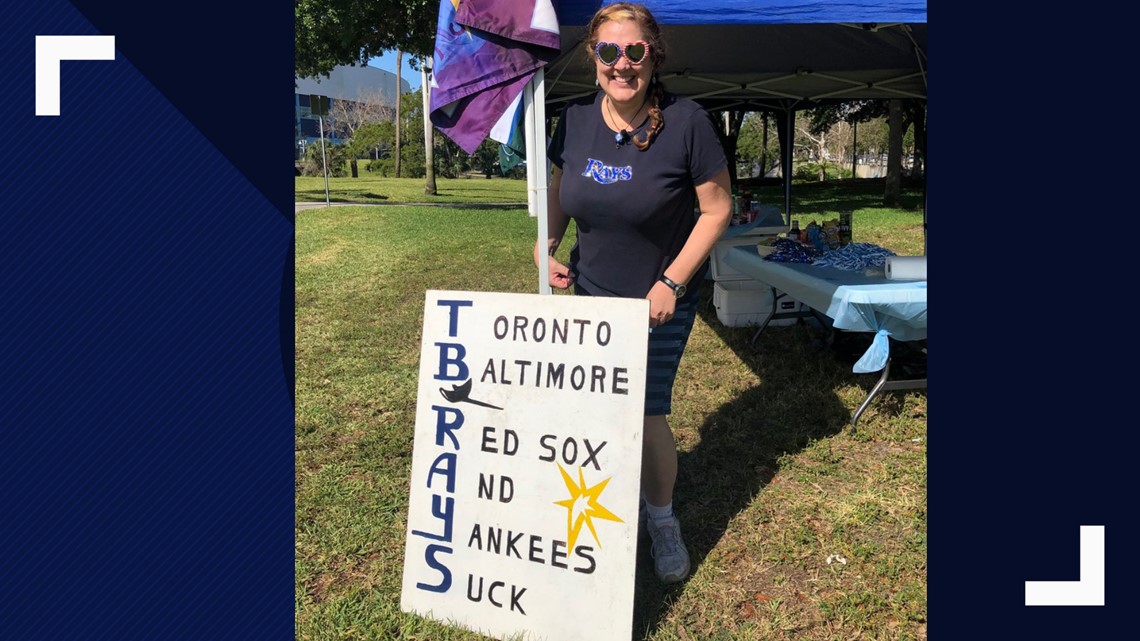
[546,1,926,110]
[479,0,928,292]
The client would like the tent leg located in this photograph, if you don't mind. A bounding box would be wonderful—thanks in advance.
[923,158,928,255]
[783,107,794,222]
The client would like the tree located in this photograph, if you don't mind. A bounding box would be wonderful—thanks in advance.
[421,63,437,195]
[902,100,926,177]
[736,112,780,179]
[329,89,395,177]
[295,1,436,181]
[855,117,889,162]
[884,99,903,206]
[396,85,439,188]
[714,110,747,185]
[759,112,771,177]
[344,121,395,167]
[294,0,436,80]
[806,99,924,197]
[473,140,500,178]
[805,101,888,173]
[797,123,830,181]
[301,141,348,178]
[775,110,789,180]
[399,87,425,171]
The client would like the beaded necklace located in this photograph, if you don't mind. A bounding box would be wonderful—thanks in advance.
[604,94,649,148]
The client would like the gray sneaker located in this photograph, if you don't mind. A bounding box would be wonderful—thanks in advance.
[646,515,691,583]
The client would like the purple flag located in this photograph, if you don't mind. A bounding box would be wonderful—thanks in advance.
[430,0,560,154]
[454,0,560,50]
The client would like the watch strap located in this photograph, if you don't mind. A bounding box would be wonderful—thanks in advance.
[659,275,685,297]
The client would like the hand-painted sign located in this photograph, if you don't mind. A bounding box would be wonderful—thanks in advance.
[401,290,649,641]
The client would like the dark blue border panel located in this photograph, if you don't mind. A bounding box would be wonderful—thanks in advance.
[67,0,296,220]
[1,2,294,639]
[933,4,1129,637]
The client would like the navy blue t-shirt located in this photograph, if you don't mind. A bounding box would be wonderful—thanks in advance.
[548,91,727,301]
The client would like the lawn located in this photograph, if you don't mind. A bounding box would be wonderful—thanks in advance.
[295,183,927,640]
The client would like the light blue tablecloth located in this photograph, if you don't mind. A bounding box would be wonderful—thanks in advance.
[723,245,927,372]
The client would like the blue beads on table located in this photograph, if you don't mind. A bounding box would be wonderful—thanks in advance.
[811,243,896,271]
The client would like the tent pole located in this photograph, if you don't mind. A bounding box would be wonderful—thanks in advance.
[535,69,550,294]
[525,70,552,295]
[524,87,536,221]
[783,107,794,222]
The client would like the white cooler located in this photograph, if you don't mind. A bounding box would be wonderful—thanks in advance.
[712,280,806,328]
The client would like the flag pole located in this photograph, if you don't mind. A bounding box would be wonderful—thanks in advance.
[525,69,551,295]
[318,113,330,208]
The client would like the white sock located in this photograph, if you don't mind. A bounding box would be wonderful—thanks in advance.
[645,500,674,523]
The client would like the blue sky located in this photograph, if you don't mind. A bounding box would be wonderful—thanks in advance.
[367,51,423,90]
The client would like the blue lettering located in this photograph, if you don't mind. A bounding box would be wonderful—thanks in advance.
[412,298,474,598]
[434,342,469,381]
[411,494,455,542]
[426,452,457,494]
[581,158,603,178]
[581,158,633,185]
[594,164,613,184]
[431,404,463,450]
[436,299,472,337]
[416,544,454,592]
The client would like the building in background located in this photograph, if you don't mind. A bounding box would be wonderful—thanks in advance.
[295,65,411,160]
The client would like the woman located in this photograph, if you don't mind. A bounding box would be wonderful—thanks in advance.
[533,2,732,584]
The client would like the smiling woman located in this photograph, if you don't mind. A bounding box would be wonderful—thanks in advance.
[533,2,734,586]
[587,6,662,149]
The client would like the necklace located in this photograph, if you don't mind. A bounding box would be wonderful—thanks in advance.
[605,95,647,148]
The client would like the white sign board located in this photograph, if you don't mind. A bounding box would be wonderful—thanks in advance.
[401,290,649,641]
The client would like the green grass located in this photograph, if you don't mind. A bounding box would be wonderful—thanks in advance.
[295,175,528,205]
[296,184,927,640]
[749,179,927,256]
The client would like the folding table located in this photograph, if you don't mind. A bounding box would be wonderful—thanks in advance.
[723,245,927,425]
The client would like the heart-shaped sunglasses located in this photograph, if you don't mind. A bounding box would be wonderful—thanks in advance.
[593,41,650,66]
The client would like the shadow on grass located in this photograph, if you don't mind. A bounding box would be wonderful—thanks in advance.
[294,189,529,208]
[630,279,923,637]
[295,189,390,203]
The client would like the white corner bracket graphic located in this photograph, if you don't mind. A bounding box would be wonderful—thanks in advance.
[36,35,116,116]
[1024,525,1105,606]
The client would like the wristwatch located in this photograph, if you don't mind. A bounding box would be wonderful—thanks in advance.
[658,275,686,299]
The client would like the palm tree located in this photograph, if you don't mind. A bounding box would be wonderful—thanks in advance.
[422,59,436,195]
[395,50,403,178]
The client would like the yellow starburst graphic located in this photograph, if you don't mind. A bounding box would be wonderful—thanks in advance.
[553,464,623,551]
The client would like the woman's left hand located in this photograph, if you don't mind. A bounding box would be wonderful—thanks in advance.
[646,280,678,328]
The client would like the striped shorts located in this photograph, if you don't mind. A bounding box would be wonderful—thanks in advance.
[574,283,699,416]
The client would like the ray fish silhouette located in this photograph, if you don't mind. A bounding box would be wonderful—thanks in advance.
[439,378,503,410]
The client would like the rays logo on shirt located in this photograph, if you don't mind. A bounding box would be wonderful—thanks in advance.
[581,158,633,184]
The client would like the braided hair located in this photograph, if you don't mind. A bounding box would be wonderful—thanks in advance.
[585,2,667,151]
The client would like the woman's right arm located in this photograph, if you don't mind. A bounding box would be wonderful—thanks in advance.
[533,166,574,289]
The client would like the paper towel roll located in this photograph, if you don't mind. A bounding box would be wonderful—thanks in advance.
[885,256,927,281]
